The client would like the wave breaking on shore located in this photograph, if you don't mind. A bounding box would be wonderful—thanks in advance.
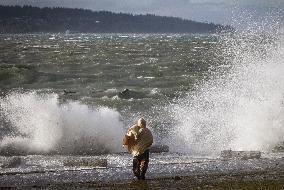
[0,91,125,155]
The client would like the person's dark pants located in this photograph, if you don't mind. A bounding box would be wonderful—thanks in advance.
[133,149,149,180]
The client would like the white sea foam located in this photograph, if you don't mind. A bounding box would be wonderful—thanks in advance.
[168,23,284,155]
[104,88,118,93]
[0,91,125,155]
[150,88,160,95]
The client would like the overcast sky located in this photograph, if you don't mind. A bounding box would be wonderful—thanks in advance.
[0,0,283,26]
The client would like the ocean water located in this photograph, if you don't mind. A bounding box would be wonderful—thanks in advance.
[0,33,218,155]
[1,31,284,155]
[1,29,284,186]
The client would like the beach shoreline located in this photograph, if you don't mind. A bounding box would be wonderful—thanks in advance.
[2,154,284,189]
[22,169,284,189]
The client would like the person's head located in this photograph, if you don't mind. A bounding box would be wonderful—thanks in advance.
[137,118,146,128]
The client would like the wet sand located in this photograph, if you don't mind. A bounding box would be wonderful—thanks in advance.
[1,153,284,189]
[23,169,284,189]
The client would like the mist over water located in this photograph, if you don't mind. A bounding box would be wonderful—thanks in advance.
[169,24,284,155]
[0,91,125,155]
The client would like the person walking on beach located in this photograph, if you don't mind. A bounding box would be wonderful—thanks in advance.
[123,118,153,180]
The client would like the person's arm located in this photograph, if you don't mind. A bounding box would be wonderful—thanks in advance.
[122,135,129,146]
[127,125,139,140]
[122,126,134,148]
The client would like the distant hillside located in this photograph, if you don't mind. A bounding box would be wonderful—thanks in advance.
[0,5,231,34]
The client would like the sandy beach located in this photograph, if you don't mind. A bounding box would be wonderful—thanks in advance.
[1,154,284,189]
[20,169,284,189]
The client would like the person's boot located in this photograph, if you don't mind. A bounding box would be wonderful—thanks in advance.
[140,174,145,180]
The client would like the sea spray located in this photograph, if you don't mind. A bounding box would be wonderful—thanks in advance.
[0,91,125,155]
[168,22,284,155]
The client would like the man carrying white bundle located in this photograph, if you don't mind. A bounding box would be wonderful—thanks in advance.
[122,118,153,180]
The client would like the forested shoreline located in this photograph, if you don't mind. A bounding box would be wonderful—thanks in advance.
[0,5,231,33]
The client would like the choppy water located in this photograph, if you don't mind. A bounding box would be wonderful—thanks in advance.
[0,33,219,155]
[1,28,284,186]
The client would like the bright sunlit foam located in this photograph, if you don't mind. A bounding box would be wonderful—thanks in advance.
[0,91,125,155]
[168,21,284,155]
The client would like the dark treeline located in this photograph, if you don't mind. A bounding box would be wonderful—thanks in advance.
[0,5,231,33]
